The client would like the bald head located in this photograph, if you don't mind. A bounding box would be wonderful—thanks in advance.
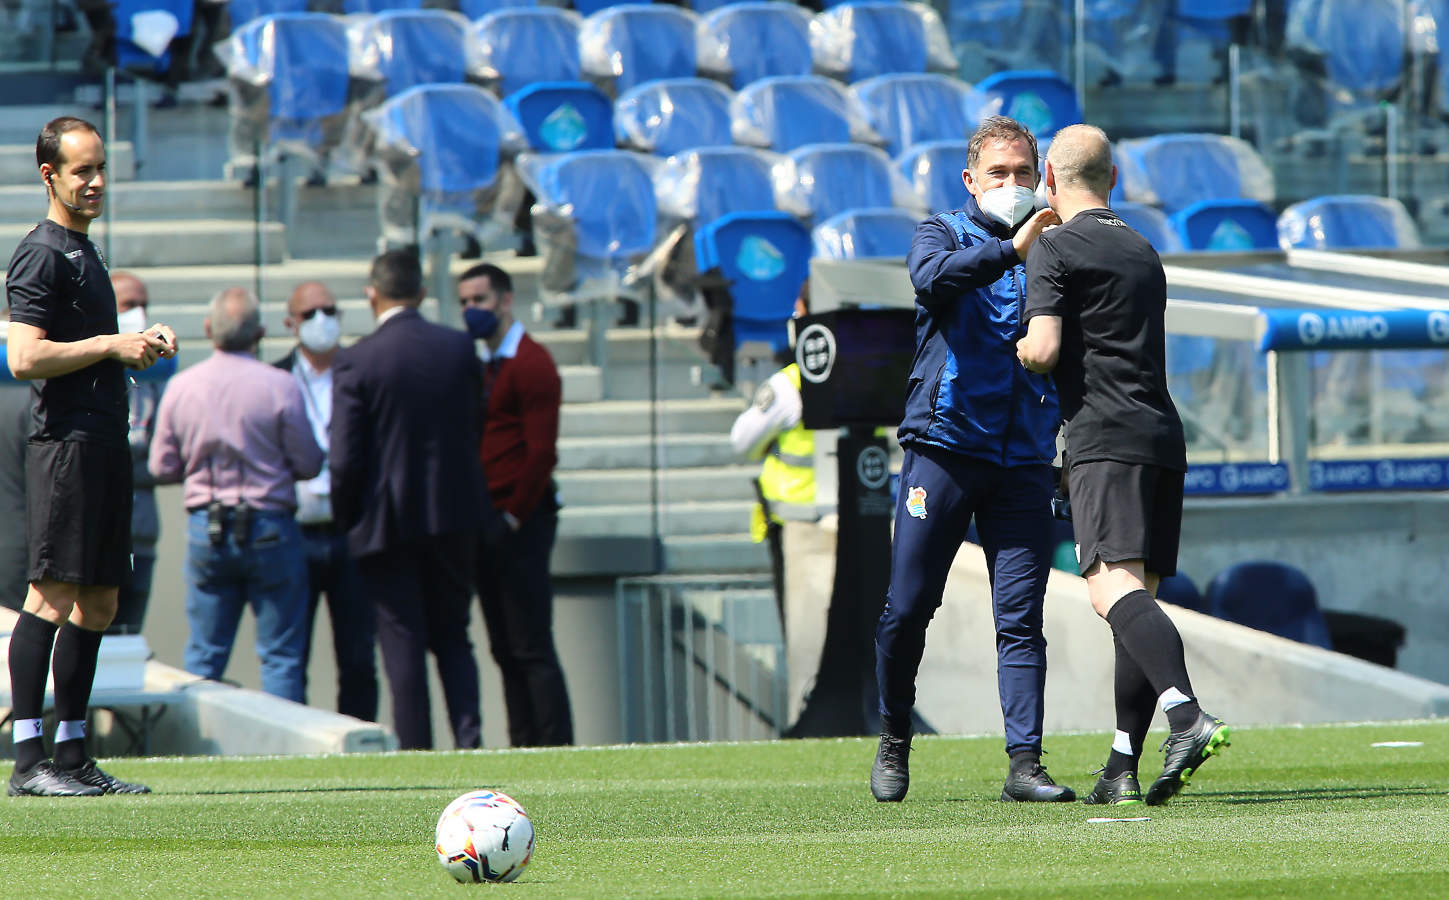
[288,281,335,321]
[1046,124,1115,202]
[207,287,263,352]
[112,270,147,313]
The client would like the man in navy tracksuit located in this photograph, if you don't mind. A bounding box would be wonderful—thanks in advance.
[871,116,1074,803]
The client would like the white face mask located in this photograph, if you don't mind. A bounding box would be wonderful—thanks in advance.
[978,184,1037,228]
[116,306,146,334]
[297,309,341,353]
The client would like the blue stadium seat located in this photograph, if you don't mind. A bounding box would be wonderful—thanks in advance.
[812,0,955,83]
[1155,570,1205,612]
[731,75,874,152]
[614,78,735,156]
[852,74,972,157]
[656,146,782,227]
[1285,0,1407,98]
[1067,0,1165,83]
[352,10,472,99]
[459,0,534,20]
[519,149,660,284]
[341,0,422,14]
[1115,133,1275,214]
[504,81,614,152]
[1113,201,1185,254]
[948,0,1071,81]
[694,211,811,353]
[967,70,1080,142]
[472,8,583,98]
[114,0,194,74]
[896,139,968,214]
[1276,195,1422,250]
[696,2,814,89]
[1205,561,1333,650]
[573,0,647,15]
[223,13,352,157]
[366,84,526,236]
[224,0,305,30]
[1170,199,1279,251]
[811,207,919,259]
[579,4,699,95]
[787,143,902,224]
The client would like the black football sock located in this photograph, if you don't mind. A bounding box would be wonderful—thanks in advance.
[1106,589,1199,732]
[51,622,103,770]
[1009,749,1041,776]
[1104,632,1156,779]
[9,612,59,773]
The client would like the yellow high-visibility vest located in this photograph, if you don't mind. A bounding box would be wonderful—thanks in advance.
[752,364,816,541]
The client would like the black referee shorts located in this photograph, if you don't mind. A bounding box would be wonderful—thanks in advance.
[27,438,133,587]
[1067,459,1183,579]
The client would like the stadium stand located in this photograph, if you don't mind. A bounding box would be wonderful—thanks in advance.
[947,0,1072,82]
[614,78,736,156]
[1113,200,1185,253]
[896,139,969,214]
[811,206,918,259]
[784,142,917,224]
[1114,132,1275,213]
[341,0,423,13]
[695,1,815,90]
[112,0,193,74]
[1284,0,1407,101]
[1205,560,1334,650]
[731,75,878,152]
[349,10,475,99]
[694,210,811,354]
[966,69,1081,142]
[655,146,783,230]
[226,0,308,31]
[364,83,526,249]
[810,0,955,83]
[579,4,699,96]
[458,0,536,20]
[1277,194,1422,250]
[852,73,974,157]
[1170,198,1280,251]
[505,81,614,152]
[471,7,583,98]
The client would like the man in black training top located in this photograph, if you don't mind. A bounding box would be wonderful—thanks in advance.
[5,117,176,796]
[1016,124,1230,807]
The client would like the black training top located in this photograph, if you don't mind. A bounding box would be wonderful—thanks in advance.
[5,219,128,444]
[1022,207,1186,472]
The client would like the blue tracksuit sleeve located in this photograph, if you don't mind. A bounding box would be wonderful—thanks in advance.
[907,217,1020,314]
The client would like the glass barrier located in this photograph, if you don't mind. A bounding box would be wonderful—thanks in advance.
[1167,332,1271,462]
[1307,347,1449,456]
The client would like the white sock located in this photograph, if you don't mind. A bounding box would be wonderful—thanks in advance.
[12,718,43,743]
[55,720,86,744]
[1111,729,1135,756]
[1158,687,1192,712]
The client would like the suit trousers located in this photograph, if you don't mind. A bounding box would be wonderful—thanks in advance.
[300,524,378,723]
[875,445,1054,755]
[360,532,482,750]
[475,509,574,746]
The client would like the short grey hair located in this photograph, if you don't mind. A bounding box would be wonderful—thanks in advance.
[966,116,1039,173]
[209,287,263,352]
[1046,124,1114,198]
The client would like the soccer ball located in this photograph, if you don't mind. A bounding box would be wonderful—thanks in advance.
[435,790,535,883]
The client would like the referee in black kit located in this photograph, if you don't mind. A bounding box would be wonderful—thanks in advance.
[5,117,176,796]
[1015,124,1230,807]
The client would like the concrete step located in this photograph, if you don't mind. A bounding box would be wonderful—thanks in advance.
[557,432,739,471]
[0,141,134,184]
[558,500,754,538]
[556,465,759,506]
[661,533,770,574]
[558,398,744,439]
[0,218,285,268]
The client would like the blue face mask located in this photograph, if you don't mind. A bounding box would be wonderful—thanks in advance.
[463,306,499,341]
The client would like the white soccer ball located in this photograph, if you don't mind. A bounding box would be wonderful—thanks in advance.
[434,789,536,884]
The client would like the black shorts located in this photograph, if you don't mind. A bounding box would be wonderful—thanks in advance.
[27,438,133,587]
[1067,460,1183,578]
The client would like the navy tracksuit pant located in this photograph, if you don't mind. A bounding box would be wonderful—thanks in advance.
[875,443,1055,755]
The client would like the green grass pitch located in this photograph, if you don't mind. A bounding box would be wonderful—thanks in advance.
[2,721,1447,898]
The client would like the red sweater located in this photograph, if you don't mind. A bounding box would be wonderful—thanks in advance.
[480,331,561,521]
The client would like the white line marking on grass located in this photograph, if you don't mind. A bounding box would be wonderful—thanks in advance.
[1086,817,1150,823]
[1370,741,1425,748]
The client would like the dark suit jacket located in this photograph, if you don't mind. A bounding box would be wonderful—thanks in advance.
[329,307,491,558]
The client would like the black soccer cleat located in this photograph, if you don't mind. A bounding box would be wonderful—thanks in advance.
[1145,710,1230,806]
[63,760,152,795]
[870,732,911,802]
[8,761,104,797]
[1082,769,1144,806]
[1000,761,1076,802]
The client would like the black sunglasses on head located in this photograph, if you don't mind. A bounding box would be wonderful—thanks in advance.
[299,306,338,321]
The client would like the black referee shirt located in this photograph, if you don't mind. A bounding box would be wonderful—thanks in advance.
[5,219,128,444]
[1022,207,1186,472]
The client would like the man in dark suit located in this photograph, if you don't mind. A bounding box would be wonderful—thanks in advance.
[330,251,490,750]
